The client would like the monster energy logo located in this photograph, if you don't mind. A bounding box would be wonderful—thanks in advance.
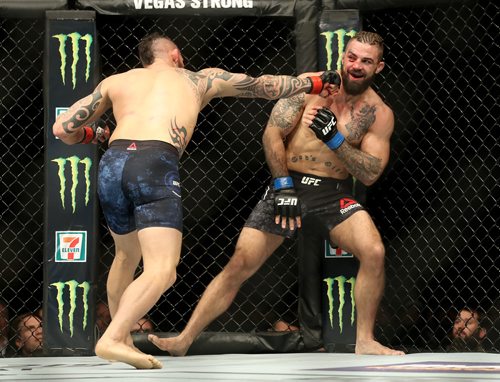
[50,280,90,337]
[321,28,357,71]
[52,156,92,213]
[323,276,356,333]
[52,32,93,89]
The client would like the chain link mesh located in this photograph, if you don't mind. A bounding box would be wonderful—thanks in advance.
[0,0,498,356]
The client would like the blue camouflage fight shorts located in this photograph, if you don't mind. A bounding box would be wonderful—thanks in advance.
[97,139,182,234]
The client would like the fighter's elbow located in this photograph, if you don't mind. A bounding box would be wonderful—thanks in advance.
[52,123,63,139]
[362,172,382,186]
[52,123,69,142]
[52,123,77,145]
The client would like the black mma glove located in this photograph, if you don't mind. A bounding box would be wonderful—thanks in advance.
[309,107,345,150]
[78,120,108,144]
[306,71,342,94]
[273,176,301,225]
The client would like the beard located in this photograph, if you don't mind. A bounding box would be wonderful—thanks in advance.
[341,68,374,96]
[447,332,485,352]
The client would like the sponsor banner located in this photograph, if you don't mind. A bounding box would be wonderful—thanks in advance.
[323,275,356,334]
[76,0,295,17]
[324,241,353,258]
[318,10,360,72]
[55,231,87,262]
[44,11,99,354]
[316,10,361,349]
[51,156,93,214]
[49,280,90,338]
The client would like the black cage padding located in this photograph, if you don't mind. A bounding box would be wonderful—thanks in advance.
[133,331,304,355]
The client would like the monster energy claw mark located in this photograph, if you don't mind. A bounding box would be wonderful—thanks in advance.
[320,29,357,71]
[52,32,93,89]
[51,280,90,337]
[52,156,92,213]
[323,276,356,333]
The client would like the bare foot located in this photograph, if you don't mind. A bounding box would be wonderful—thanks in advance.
[355,340,405,355]
[127,334,145,355]
[148,334,190,356]
[272,320,299,332]
[95,338,163,369]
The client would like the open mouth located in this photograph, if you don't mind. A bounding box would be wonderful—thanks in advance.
[349,71,364,80]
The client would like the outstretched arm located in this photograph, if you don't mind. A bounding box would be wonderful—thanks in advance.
[197,68,339,105]
[52,81,112,145]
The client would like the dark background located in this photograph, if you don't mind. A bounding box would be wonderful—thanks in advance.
[0,0,498,354]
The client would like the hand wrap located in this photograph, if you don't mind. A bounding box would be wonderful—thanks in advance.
[78,121,107,144]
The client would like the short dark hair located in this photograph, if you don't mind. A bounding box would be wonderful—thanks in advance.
[351,31,384,61]
[138,32,174,67]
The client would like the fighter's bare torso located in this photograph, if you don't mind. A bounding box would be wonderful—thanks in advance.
[103,67,205,155]
[286,87,390,179]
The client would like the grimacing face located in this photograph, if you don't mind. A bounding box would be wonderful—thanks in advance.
[341,39,383,96]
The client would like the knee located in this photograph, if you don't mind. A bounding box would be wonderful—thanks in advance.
[359,242,385,270]
[147,267,177,292]
[113,250,140,270]
[225,250,257,282]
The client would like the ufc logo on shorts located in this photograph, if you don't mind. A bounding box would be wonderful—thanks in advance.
[277,197,298,206]
[301,176,321,186]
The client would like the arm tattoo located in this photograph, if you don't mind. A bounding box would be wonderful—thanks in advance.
[335,143,382,184]
[233,75,308,99]
[169,117,188,156]
[268,95,305,133]
[61,88,103,134]
[263,95,305,177]
[264,146,288,178]
[203,69,310,99]
[344,103,376,141]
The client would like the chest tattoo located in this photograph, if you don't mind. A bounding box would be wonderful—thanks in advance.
[344,103,376,141]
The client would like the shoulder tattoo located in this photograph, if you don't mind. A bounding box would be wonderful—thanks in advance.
[180,69,203,103]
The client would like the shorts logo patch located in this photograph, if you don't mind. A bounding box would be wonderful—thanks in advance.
[301,176,321,186]
[127,142,137,151]
[340,198,361,214]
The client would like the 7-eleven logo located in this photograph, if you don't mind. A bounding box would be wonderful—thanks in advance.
[55,231,87,262]
[325,241,353,258]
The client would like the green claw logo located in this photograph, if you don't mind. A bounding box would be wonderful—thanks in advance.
[52,156,92,213]
[323,275,356,333]
[321,28,357,71]
[50,280,90,337]
[52,32,93,89]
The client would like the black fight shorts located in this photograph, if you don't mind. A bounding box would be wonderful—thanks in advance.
[98,139,182,234]
[245,171,364,238]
